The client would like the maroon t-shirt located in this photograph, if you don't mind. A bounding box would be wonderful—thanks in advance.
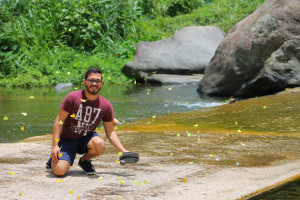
[60,90,114,139]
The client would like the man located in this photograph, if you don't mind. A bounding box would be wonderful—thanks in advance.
[47,68,128,176]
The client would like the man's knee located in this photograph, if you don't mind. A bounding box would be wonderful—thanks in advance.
[89,137,105,155]
[52,160,70,176]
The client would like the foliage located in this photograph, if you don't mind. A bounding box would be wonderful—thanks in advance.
[137,0,212,18]
[0,43,131,87]
[0,0,264,87]
[135,0,265,41]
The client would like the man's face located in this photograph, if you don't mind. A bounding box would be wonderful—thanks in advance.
[83,73,103,95]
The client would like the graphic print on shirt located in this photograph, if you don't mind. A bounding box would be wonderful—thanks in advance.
[71,104,101,136]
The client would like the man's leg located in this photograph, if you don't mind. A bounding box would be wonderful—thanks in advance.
[77,133,105,174]
[51,160,70,176]
[50,137,78,176]
[80,136,105,161]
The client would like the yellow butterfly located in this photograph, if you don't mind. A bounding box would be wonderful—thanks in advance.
[183,178,187,183]
[70,113,75,118]
[80,99,87,102]
[56,138,60,142]
[59,152,63,157]
[21,126,25,131]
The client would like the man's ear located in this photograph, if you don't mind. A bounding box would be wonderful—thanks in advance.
[83,79,86,86]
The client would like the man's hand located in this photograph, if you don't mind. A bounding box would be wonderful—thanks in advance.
[51,145,61,163]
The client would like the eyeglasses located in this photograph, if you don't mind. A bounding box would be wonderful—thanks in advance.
[85,79,102,85]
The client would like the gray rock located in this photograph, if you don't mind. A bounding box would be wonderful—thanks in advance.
[54,83,73,92]
[198,0,300,97]
[139,73,204,85]
[239,38,300,96]
[122,26,225,83]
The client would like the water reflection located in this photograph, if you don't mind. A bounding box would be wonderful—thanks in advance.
[0,84,226,142]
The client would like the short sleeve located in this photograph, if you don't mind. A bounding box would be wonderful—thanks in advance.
[60,92,74,113]
[102,101,114,122]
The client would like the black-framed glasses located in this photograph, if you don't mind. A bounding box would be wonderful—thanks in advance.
[85,79,102,85]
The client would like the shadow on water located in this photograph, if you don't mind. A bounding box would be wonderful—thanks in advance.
[249,178,300,200]
[0,84,227,142]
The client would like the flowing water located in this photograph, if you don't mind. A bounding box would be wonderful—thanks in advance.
[0,84,226,142]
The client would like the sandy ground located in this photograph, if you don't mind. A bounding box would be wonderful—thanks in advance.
[0,133,299,200]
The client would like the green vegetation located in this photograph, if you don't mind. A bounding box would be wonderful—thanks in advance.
[0,0,264,87]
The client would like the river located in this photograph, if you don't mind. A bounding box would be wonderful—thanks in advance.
[0,84,226,142]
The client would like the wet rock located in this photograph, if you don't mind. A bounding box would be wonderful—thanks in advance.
[137,73,204,85]
[54,83,73,92]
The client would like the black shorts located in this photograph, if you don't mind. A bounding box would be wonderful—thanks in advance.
[58,132,100,165]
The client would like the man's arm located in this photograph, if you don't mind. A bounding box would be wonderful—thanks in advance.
[51,108,69,162]
[103,121,128,153]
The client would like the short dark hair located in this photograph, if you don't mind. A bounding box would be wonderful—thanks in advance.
[84,68,102,79]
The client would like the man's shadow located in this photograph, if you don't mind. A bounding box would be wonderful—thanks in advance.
[45,169,135,179]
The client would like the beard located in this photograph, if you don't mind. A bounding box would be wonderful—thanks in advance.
[85,85,101,95]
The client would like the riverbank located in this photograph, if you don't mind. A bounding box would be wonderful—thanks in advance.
[0,91,299,199]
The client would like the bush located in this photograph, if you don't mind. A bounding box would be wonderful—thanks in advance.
[0,0,140,87]
[0,0,264,88]
[137,0,212,18]
[135,0,264,41]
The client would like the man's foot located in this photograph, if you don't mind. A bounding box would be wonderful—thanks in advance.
[46,157,52,172]
[78,157,95,175]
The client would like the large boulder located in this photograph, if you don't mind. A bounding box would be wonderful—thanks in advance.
[241,38,300,96]
[198,0,300,97]
[122,26,225,84]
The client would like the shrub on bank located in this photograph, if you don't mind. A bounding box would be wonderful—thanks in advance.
[0,0,264,87]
